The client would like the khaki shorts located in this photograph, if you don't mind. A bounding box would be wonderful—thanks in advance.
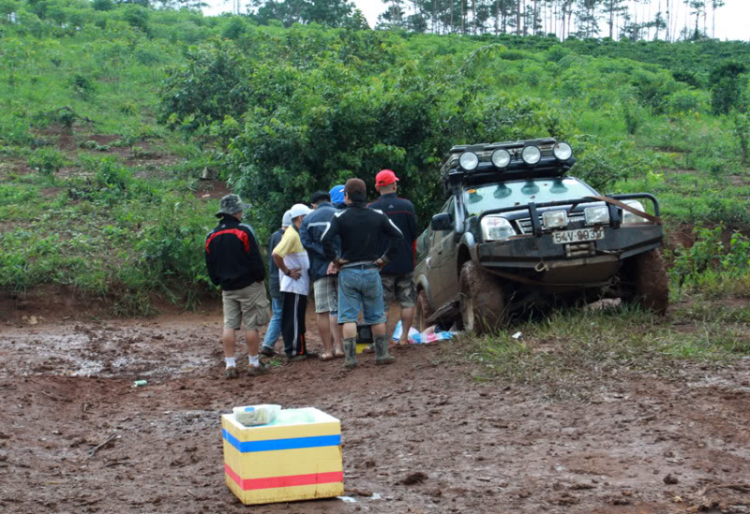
[381,273,415,308]
[313,276,338,314]
[222,282,270,330]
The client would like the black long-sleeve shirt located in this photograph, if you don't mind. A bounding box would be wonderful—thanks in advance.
[368,193,417,275]
[205,215,265,291]
[321,202,404,266]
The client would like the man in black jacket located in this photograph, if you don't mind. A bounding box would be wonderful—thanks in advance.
[300,191,343,361]
[205,194,269,379]
[321,179,404,368]
[369,169,418,346]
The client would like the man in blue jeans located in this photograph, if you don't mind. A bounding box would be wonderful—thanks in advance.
[321,178,404,368]
[260,210,292,356]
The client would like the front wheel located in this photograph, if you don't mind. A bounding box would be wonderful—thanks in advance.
[623,249,669,315]
[459,261,507,335]
[415,289,433,334]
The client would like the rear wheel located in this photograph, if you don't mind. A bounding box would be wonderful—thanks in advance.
[623,249,669,315]
[459,261,507,335]
[415,289,433,333]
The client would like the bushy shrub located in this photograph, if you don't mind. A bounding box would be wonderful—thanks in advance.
[666,89,710,115]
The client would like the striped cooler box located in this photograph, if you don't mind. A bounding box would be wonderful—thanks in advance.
[221,407,344,505]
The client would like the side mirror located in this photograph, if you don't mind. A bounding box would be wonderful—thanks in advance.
[431,213,452,232]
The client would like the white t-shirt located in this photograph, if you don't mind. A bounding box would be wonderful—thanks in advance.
[272,227,310,296]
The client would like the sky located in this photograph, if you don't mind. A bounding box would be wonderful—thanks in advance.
[202,0,749,41]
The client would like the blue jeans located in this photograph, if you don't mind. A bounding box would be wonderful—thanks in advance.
[262,296,283,349]
[338,267,386,325]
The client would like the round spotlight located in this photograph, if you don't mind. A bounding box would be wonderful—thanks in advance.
[491,149,511,168]
[459,152,479,171]
[553,142,573,161]
[521,145,541,165]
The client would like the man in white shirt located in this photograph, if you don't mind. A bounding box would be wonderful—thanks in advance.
[272,203,316,362]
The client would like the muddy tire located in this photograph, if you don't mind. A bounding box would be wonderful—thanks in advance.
[459,261,507,335]
[415,289,433,333]
[625,249,669,315]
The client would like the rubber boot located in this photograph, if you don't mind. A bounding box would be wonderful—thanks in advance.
[374,335,395,365]
[343,337,358,368]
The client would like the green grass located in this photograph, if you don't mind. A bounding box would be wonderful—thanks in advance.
[469,303,750,399]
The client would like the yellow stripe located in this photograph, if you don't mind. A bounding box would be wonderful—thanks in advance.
[223,441,343,479]
[222,415,341,443]
[228,480,344,505]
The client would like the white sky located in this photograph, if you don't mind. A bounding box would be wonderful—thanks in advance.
[203,0,749,41]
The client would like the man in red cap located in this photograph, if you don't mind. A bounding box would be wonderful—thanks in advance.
[368,169,418,346]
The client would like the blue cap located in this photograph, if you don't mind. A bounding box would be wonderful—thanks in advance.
[329,184,345,205]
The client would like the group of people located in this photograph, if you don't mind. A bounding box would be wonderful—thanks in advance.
[204,170,418,379]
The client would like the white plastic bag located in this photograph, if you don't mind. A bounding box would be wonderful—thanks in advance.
[233,404,281,427]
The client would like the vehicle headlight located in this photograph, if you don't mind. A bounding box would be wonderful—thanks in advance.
[521,145,541,165]
[584,205,610,225]
[622,200,648,224]
[481,215,515,242]
[553,142,573,161]
[542,210,569,229]
[491,149,511,168]
[459,151,479,171]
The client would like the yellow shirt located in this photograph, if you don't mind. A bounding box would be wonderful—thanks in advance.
[273,227,310,295]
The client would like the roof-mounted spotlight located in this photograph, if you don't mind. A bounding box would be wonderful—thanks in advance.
[521,145,541,165]
[553,142,573,161]
[491,149,511,169]
[459,151,479,172]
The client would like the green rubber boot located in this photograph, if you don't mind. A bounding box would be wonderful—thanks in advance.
[343,337,358,368]
[374,335,395,365]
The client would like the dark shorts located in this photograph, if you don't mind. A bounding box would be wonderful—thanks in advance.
[381,273,415,308]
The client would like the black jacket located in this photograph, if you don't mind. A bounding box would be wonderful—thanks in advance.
[267,229,284,298]
[205,215,265,291]
[321,202,404,266]
[300,201,341,283]
[368,193,417,276]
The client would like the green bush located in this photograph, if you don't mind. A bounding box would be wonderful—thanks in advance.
[28,148,69,177]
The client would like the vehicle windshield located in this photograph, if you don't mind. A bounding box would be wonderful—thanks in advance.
[463,178,596,216]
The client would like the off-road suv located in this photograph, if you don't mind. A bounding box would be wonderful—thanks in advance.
[413,138,668,334]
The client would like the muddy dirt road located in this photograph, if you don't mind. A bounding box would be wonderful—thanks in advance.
[1,302,749,514]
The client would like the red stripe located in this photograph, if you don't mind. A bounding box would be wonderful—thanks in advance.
[225,463,343,491]
[205,229,250,254]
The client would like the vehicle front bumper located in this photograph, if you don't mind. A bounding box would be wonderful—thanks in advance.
[474,224,663,287]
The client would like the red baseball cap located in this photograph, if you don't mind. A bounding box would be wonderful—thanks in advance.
[375,169,399,188]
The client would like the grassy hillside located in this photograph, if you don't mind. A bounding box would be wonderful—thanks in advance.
[0,1,749,314]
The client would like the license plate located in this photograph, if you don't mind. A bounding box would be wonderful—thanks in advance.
[552,228,604,244]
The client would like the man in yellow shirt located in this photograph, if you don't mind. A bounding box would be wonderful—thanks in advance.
[272,203,315,362]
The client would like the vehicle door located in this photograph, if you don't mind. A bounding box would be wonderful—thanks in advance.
[430,197,457,309]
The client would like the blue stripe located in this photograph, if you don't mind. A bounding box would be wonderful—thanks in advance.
[222,429,341,453]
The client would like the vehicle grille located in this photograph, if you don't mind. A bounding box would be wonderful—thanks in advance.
[516,214,585,234]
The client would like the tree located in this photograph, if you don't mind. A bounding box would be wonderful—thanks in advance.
[710,0,723,38]
[709,61,747,115]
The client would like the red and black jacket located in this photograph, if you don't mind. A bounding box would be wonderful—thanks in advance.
[205,215,265,291]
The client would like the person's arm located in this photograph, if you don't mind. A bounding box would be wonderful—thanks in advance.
[377,212,404,268]
[205,237,219,286]
[321,215,340,263]
[300,217,327,259]
[244,230,265,281]
[272,231,301,280]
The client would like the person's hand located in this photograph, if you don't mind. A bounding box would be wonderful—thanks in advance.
[326,261,339,275]
[375,258,386,271]
[288,268,301,280]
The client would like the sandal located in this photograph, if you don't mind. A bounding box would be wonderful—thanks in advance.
[319,353,335,361]
[333,350,345,359]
